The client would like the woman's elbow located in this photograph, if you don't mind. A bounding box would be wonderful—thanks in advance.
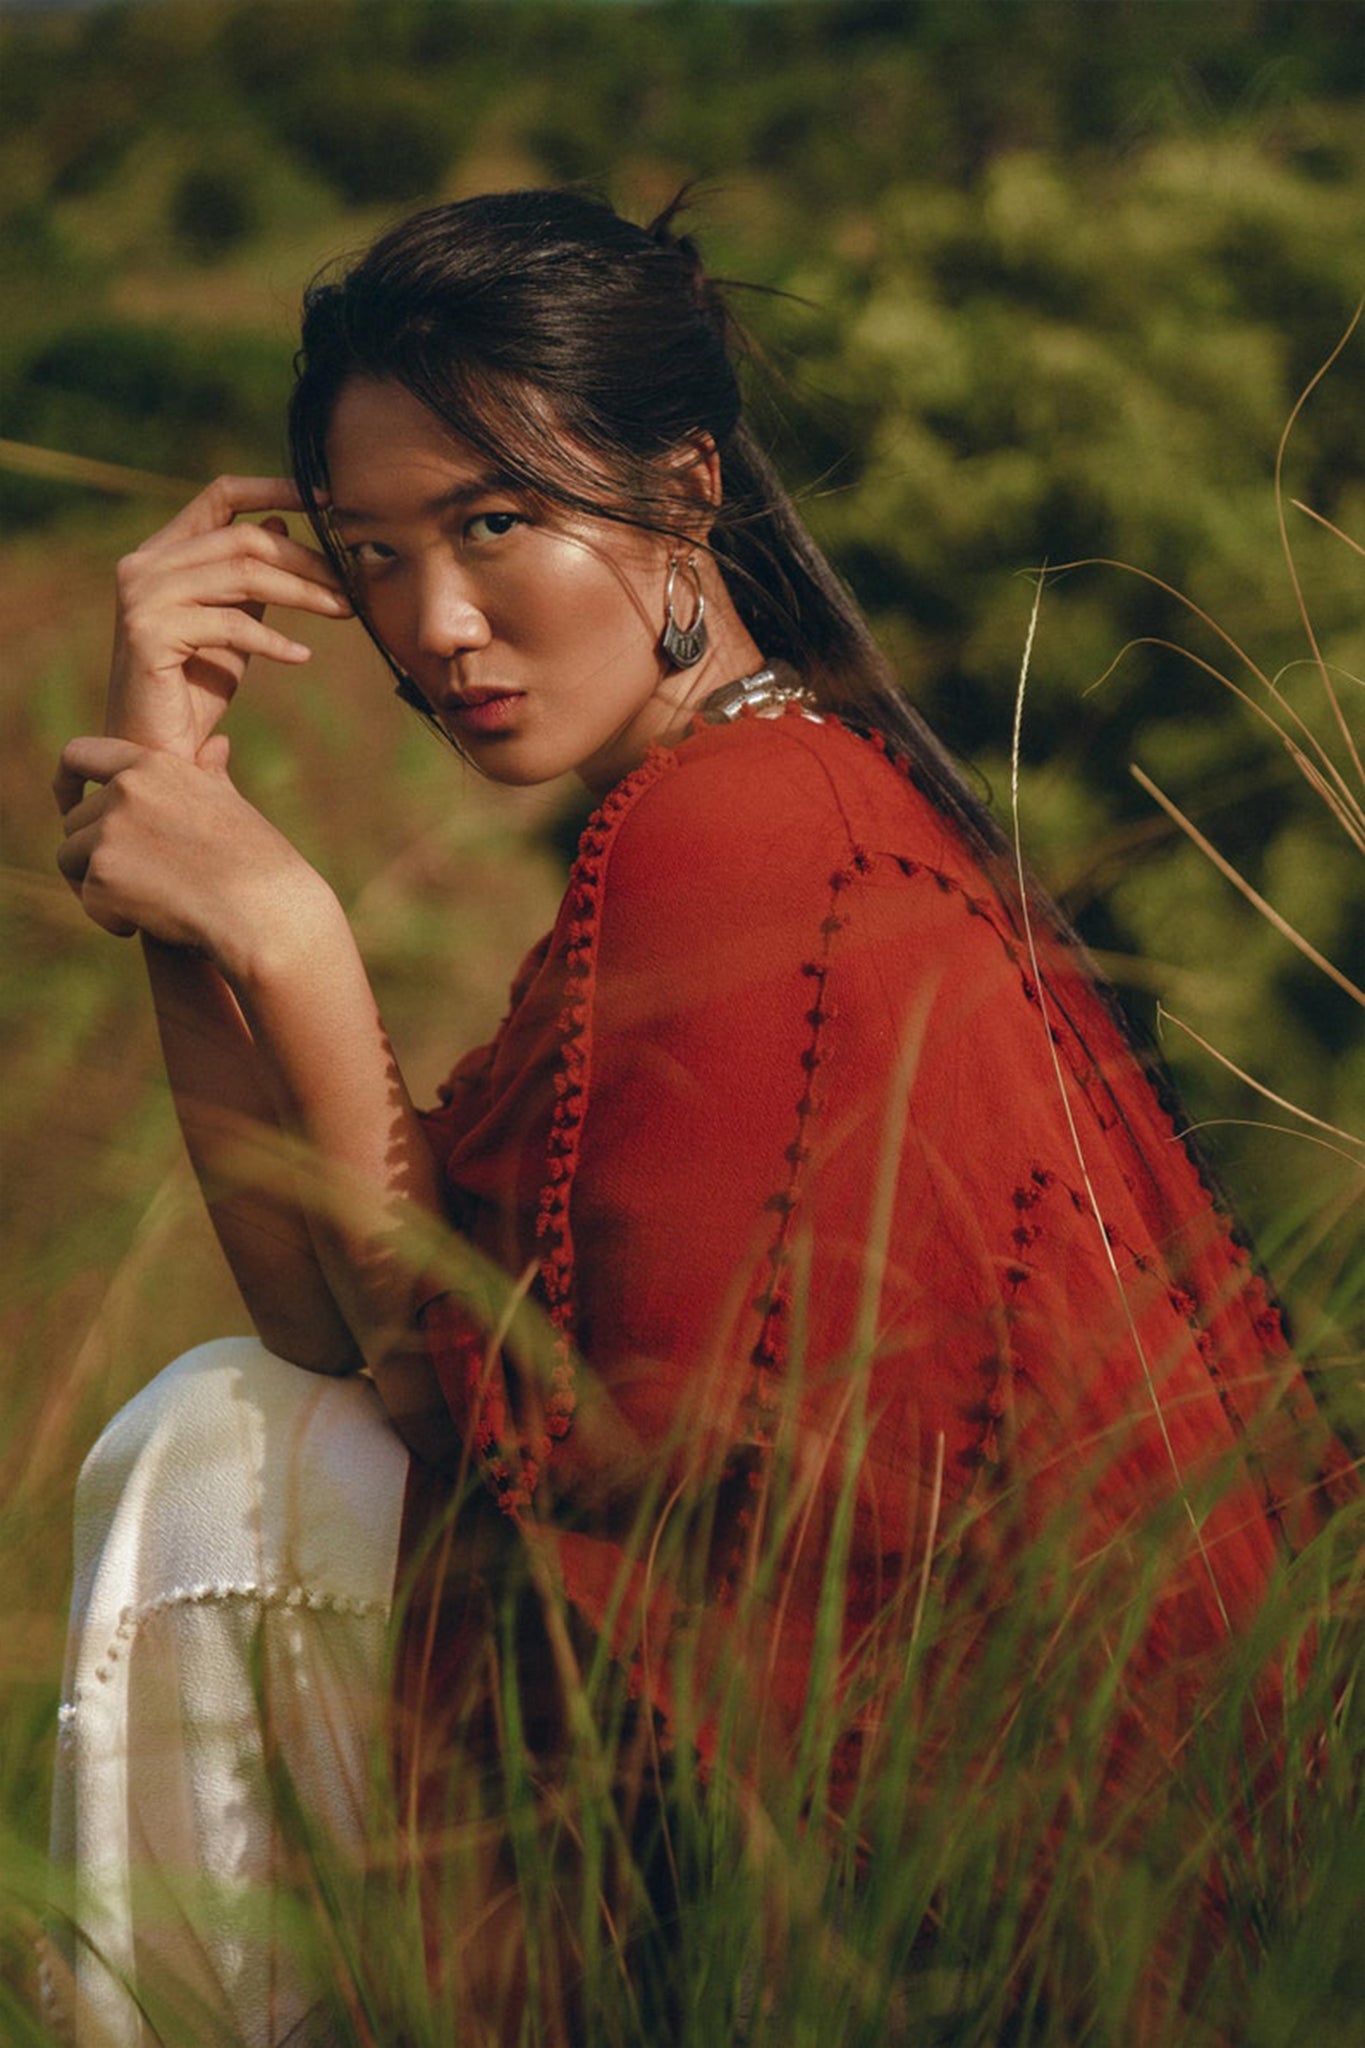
[252,1317,364,1377]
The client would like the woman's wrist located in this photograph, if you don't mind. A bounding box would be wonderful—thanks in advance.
[210,862,351,996]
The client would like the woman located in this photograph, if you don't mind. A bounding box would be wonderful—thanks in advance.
[50,191,1352,2045]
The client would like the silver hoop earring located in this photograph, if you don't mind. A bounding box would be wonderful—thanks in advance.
[660,553,709,669]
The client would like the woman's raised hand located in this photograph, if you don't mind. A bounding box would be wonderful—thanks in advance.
[57,477,352,951]
[106,476,352,757]
[54,733,334,963]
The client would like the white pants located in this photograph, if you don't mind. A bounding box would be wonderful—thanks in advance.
[47,1338,410,2048]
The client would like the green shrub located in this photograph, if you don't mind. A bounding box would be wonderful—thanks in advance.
[169,164,261,259]
[278,74,460,206]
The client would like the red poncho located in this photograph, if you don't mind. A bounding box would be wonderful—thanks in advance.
[406,710,1350,1799]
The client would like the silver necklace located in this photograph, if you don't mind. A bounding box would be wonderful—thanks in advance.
[698,663,817,724]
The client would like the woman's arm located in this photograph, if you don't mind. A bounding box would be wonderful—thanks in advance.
[58,732,460,1464]
[205,845,457,1459]
[55,477,458,1459]
[141,934,362,1375]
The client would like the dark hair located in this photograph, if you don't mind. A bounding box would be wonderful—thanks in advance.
[288,186,1007,861]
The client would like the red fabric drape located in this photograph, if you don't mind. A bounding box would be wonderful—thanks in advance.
[408,711,1352,1793]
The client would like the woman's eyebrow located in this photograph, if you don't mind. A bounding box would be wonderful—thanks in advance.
[328,474,523,526]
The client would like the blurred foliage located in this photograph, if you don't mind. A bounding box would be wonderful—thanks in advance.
[8,319,289,487]
[169,162,261,257]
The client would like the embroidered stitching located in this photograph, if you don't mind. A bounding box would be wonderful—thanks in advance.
[59,1579,387,1716]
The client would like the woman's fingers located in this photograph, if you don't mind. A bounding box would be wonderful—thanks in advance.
[154,475,308,547]
[241,517,291,627]
[103,478,347,757]
[53,751,140,933]
[118,479,348,651]
[55,820,138,936]
[148,515,344,589]
[120,523,352,621]
[53,735,145,815]
[174,604,318,664]
[55,814,95,879]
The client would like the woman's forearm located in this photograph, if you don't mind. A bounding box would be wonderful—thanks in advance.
[210,878,452,1388]
[60,728,457,1452]
[144,936,363,1372]
[151,899,459,1460]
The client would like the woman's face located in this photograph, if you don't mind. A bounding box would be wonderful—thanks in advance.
[323,377,709,792]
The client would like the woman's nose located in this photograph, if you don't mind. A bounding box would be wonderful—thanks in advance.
[411,560,491,658]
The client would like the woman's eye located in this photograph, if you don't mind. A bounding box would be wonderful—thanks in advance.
[466,511,521,543]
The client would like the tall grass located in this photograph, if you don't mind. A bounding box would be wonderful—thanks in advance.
[1040,317,1364,1461]
[29,1327,1364,2046]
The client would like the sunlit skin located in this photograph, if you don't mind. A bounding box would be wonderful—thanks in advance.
[325,377,765,794]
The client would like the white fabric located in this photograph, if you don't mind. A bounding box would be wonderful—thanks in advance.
[47,1338,409,2047]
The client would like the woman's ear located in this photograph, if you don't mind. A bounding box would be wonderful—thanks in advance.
[667,434,722,538]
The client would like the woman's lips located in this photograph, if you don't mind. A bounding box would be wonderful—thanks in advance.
[442,689,525,734]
